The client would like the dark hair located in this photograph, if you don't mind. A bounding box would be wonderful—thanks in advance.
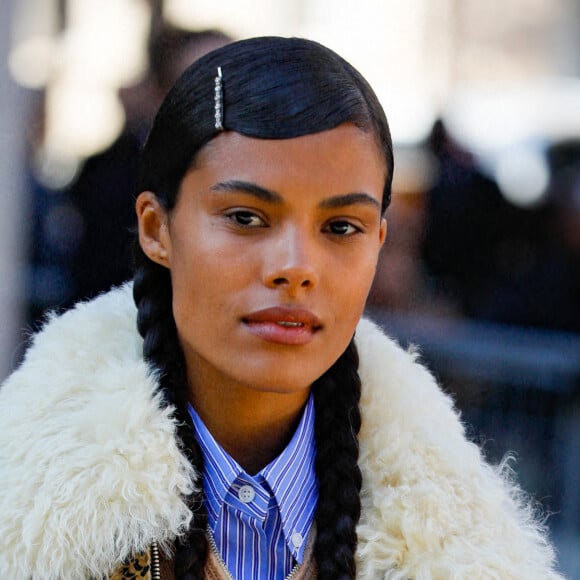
[133,36,393,579]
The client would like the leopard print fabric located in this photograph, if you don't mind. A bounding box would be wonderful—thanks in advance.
[109,549,151,580]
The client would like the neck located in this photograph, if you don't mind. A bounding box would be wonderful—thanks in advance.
[188,372,310,475]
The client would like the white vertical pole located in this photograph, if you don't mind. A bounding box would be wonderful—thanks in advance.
[0,0,28,381]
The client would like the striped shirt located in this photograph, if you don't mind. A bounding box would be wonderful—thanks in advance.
[189,396,317,580]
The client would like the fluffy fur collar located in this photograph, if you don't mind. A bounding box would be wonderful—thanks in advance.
[0,284,563,579]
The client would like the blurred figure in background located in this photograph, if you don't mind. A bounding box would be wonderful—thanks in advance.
[26,26,231,326]
[420,119,512,318]
[373,118,580,335]
[474,139,580,333]
[368,118,506,320]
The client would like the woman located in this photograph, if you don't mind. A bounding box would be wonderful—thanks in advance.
[0,37,563,579]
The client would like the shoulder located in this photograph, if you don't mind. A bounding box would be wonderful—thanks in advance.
[0,284,194,579]
[0,284,151,439]
[355,317,463,455]
[354,317,471,518]
[354,317,564,579]
[26,282,140,365]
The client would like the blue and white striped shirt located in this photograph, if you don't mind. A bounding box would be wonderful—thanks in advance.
[189,396,317,580]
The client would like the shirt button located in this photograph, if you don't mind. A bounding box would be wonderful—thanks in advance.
[238,484,255,503]
[291,532,303,549]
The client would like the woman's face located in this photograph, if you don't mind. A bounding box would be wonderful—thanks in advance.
[138,123,387,396]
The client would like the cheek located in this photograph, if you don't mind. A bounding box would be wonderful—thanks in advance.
[168,236,218,320]
[328,255,380,336]
[168,233,252,330]
[341,252,381,303]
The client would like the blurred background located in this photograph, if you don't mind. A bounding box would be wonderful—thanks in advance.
[1,0,579,576]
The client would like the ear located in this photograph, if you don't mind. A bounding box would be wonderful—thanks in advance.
[379,217,387,247]
[136,191,171,268]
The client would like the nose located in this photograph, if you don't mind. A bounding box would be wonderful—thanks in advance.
[263,226,319,292]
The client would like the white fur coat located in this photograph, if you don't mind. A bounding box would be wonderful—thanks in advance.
[0,284,564,579]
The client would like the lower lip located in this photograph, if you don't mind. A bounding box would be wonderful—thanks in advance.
[243,321,317,345]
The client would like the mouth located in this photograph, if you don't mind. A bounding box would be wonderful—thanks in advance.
[242,307,322,345]
[276,321,305,328]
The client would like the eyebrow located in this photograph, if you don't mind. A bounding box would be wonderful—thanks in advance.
[210,180,283,203]
[210,179,381,211]
[318,192,381,211]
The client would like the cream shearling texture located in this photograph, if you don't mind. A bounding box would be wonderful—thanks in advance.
[0,284,564,579]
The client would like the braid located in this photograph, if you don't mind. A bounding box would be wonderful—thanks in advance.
[133,250,209,578]
[313,339,362,580]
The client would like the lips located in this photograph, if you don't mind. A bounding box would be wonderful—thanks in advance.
[242,307,322,345]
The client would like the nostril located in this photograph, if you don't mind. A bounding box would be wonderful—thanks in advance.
[267,272,315,289]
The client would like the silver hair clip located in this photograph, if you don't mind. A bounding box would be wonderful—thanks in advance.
[214,66,224,131]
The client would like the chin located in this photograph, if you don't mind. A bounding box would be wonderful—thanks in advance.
[239,363,327,395]
[244,374,316,395]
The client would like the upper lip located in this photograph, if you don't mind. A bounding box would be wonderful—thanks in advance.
[243,306,323,329]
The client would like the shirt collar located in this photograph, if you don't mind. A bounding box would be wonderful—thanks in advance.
[189,395,317,561]
[188,403,241,528]
[261,394,317,559]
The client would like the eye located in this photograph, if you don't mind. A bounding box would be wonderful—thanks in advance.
[326,220,361,236]
[226,210,266,228]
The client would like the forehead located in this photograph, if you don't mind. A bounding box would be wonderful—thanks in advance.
[187,123,387,195]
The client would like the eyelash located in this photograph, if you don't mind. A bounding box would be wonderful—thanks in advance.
[225,210,267,228]
[325,220,362,236]
[224,210,363,237]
